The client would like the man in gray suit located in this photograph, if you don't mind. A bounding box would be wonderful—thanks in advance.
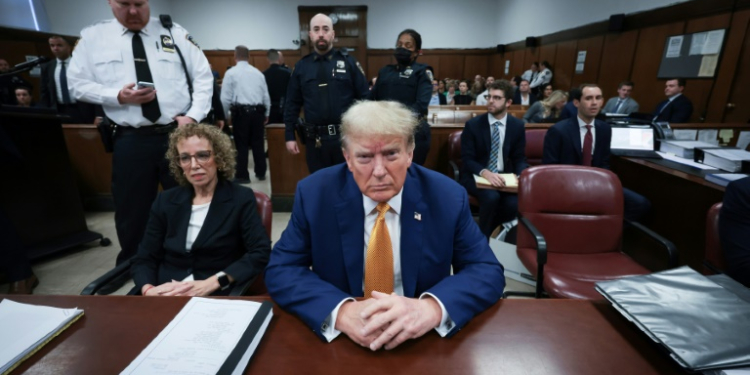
[602,80,639,115]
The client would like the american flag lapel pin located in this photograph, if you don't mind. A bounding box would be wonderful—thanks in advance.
[414,212,421,221]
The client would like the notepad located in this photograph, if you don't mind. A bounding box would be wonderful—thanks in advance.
[474,174,518,189]
[120,298,273,375]
[0,299,84,375]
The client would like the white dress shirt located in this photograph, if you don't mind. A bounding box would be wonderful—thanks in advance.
[577,116,596,155]
[54,57,76,104]
[481,112,507,174]
[530,68,552,89]
[321,189,454,342]
[475,89,488,105]
[429,93,441,106]
[68,17,213,127]
[518,92,531,105]
[185,202,210,251]
[220,60,271,118]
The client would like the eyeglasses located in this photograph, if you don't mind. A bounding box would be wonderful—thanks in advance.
[178,150,212,166]
[484,95,505,101]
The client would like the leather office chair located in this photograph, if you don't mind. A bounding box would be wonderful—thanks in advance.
[508,165,677,299]
[703,202,724,275]
[81,190,273,296]
[447,130,479,209]
[524,129,546,166]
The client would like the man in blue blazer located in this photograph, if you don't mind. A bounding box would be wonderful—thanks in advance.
[461,80,528,238]
[511,79,537,106]
[652,78,693,123]
[543,84,651,221]
[719,176,750,287]
[266,100,505,351]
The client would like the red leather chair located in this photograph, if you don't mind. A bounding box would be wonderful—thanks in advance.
[82,190,274,296]
[703,202,724,275]
[448,131,479,209]
[511,165,677,299]
[524,129,546,166]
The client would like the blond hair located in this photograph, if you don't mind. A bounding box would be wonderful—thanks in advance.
[340,101,417,151]
[541,90,568,119]
[166,123,237,186]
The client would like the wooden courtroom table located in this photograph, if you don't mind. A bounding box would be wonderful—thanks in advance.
[3,295,686,375]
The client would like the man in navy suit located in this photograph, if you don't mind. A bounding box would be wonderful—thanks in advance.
[719,177,750,287]
[652,78,693,123]
[266,100,504,351]
[40,36,97,124]
[542,84,651,221]
[512,79,537,106]
[461,80,528,238]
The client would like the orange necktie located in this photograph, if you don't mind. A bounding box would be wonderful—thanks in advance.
[364,202,394,297]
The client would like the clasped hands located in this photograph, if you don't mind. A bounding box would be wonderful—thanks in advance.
[141,278,219,297]
[335,291,442,351]
[480,169,506,188]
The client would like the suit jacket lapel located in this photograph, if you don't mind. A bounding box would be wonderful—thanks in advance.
[334,170,365,296]
[191,179,234,250]
[480,113,492,159]
[567,117,583,161]
[400,167,425,297]
[168,185,193,250]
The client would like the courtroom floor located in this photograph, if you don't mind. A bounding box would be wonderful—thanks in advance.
[1,159,534,296]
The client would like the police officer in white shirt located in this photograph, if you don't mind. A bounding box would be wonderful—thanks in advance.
[68,0,213,293]
[220,46,271,183]
[529,61,553,98]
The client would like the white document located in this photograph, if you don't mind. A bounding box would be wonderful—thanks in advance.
[0,300,83,374]
[577,50,587,63]
[699,55,720,77]
[736,131,750,150]
[656,151,717,170]
[666,36,684,58]
[690,32,707,55]
[121,298,272,375]
[702,29,725,55]
[698,129,719,144]
[673,129,698,140]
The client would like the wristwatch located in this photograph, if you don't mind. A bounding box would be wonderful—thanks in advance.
[215,271,231,290]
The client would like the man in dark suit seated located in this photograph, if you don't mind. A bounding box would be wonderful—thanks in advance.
[558,87,581,121]
[512,79,537,106]
[542,84,651,222]
[40,36,96,124]
[652,78,693,123]
[265,100,505,351]
[461,80,528,239]
[719,177,750,287]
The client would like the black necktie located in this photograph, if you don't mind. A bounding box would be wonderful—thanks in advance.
[315,55,331,123]
[132,31,161,123]
[59,61,71,104]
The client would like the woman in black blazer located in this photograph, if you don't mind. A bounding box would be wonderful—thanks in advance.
[131,124,271,296]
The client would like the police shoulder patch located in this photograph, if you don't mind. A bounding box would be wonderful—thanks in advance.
[185,34,200,48]
[425,69,434,82]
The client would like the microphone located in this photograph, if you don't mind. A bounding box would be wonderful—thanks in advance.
[13,56,51,70]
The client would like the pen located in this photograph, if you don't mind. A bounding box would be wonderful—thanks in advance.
[155,41,159,51]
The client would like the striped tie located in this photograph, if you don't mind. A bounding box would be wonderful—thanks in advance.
[364,203,394,297]
[487,121,502,173]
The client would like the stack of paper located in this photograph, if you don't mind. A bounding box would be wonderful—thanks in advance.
[0,299,84,374]
[595,267,750,372]
[474,174,518,189]
[659,140,717,158]
[705,173,749,187]
[121,298,273,375]
[702,149,750,172]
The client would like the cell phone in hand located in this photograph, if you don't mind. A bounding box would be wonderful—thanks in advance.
[136,81,155,90]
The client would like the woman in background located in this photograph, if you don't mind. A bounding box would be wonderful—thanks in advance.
[523,90,568,123]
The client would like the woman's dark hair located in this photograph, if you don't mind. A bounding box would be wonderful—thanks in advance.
[397,29,422,50]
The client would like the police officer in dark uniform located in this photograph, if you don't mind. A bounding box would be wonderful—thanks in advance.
[264,49,291,124]
[368,29,432,165]
[284,13,369,174]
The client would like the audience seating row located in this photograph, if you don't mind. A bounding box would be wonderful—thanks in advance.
[428,109,526,124]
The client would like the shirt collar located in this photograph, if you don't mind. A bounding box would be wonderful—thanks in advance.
[57,57,71,64]
[363,187,403,217]
[668,93,682,101]
[577,116,594,128]
[120,17,153,36]
[314,49,335,61]
[488,112,507,126]
[236,61,249,66]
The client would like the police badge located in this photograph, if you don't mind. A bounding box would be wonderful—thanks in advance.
[161,35,175,53]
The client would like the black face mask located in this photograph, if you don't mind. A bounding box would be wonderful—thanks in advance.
[394,47,413,66]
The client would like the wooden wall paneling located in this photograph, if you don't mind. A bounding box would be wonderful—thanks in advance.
[570,35,604,89]
[537,44,557,80]
[511,50,525,77]
[463,54,489,79]
[629,22,686,117]
[716,9,750,122]
[438,55,464,80]
[598,30,639,99]
[488,53,505,80]
[553,41,577,91]
[367,55,392,80]
[683,13,733,122]
[523,47,540,70]
[417,54,440,79]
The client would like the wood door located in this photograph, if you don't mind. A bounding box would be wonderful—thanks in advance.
[722,10,750,123]
[298,6,368,76]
